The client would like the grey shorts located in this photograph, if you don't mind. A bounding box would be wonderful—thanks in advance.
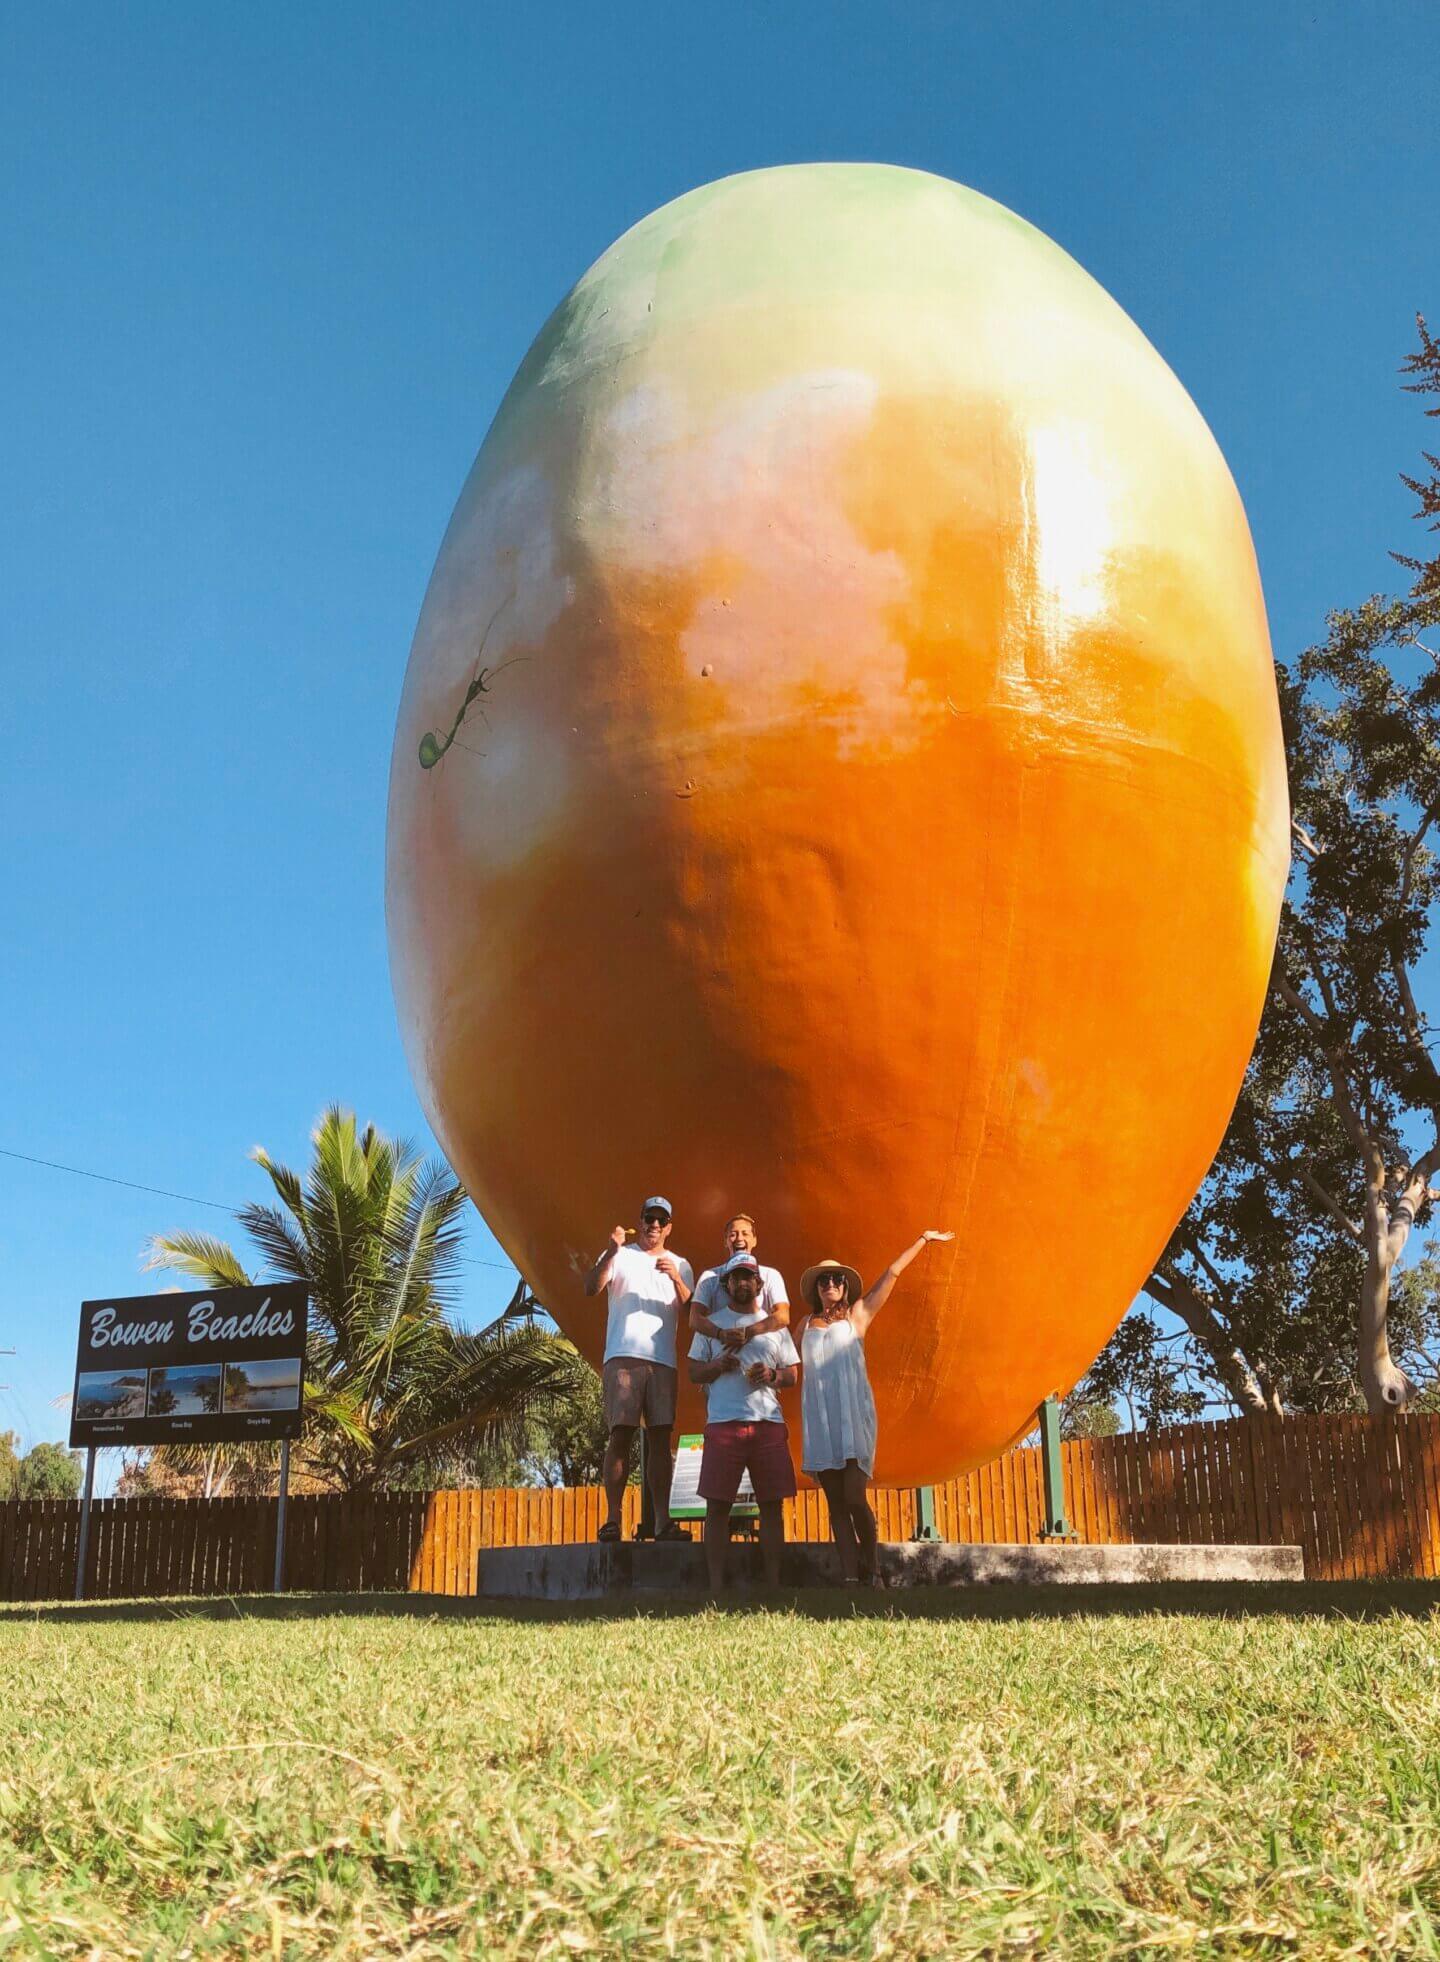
[602,1357,678,1429]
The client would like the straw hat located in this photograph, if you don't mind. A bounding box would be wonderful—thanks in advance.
[800,1258,864,1309]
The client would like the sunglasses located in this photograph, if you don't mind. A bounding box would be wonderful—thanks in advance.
[642,1211,669,1227]
[817,1275,847,1292]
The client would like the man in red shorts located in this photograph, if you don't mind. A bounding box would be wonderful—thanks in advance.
[687,1251,800,1590]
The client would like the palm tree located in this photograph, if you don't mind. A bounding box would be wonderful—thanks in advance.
[145,1107,586,1492]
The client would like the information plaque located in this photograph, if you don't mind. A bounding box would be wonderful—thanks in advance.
[667,1432,758,1520]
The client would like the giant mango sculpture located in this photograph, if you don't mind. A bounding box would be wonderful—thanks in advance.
[386,164,1289,1485]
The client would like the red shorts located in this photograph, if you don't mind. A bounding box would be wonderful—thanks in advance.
[698,1420,797,1505]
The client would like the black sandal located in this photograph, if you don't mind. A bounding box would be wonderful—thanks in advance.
[597,1521,622,1543]
[654,1521,690,1542]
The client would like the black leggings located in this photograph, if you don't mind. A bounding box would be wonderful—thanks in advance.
[816,1461,878,1581]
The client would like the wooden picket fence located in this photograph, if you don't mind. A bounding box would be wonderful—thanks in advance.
[5,1413,1440,1602]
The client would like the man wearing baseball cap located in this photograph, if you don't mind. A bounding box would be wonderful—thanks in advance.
[585,1196,693,1543]
[687,1250,800,1591]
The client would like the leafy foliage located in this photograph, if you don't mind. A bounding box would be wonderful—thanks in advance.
[1112,318,1440,1419]
[1079,1314,1204,1431]
[144,1108,592,1493]
[1057,1384,1120,1441]
[522,1364,611,1486]
[1397,312,1440,600]
[0,1432,84,1500]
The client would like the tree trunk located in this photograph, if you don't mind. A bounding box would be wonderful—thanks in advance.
[1357,1160,1431,1412]
[1273,971,1426,1414]
[1359,1252,1410,1409]
[1144,1269,1275,1415]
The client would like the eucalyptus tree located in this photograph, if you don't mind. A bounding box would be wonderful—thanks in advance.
[1129,674,1384,1419]
[1397,313,1439,602]
[1271,583,1440,1408]
[1126,320,1440,1416]
[145,1107,589,1491]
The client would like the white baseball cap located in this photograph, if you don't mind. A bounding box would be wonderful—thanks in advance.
[722,1252,761,1278]
[641,1196,673,1218]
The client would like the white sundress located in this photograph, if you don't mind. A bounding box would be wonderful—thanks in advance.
[801,1315,878,1476]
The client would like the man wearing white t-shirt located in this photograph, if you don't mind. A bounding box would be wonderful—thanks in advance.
[688,1213,791,1351]
[688,1252,800,1591]
[584,1195,694,1543]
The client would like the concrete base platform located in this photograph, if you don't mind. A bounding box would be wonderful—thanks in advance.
[478,1539,1304,1600]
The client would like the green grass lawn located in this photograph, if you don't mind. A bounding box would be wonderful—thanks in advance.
[3,1586,1440,1957]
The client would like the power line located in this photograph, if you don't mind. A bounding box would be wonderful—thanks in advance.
[0,1146,236,1213]
[0,1144,518,1274]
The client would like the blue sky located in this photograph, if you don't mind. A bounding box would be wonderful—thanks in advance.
[2,3,1437,1475]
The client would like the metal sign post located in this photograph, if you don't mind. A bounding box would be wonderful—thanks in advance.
[637,1428,655,1539]
[273,1437,291,1592]
[74,1447,96,1600]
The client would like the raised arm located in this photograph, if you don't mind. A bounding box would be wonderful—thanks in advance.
[689,1275,770,1349]
[688,1275,728,1340]
[738,1286,791,1341]
[583,1225,627,1297]
[655,1252,693,1308]
[853,1231,953,1336]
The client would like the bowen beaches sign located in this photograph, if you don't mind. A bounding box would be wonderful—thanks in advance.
[69,1285,308,1447]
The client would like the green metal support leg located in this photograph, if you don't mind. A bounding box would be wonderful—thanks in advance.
[1038,1396,1077,1541]
[637,1428,654,1540]
[912,1485,939,1540]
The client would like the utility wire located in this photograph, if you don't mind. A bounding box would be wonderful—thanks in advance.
[0,1146,237,1212]
[0,1144,518,1274]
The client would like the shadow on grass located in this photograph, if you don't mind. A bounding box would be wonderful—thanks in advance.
[7,1581,1440,1625]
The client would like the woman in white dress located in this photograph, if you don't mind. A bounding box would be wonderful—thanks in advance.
[798,1232,953,1585]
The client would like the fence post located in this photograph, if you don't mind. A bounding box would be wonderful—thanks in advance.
[74,1448,96,1600]
[1038,1399,1077,1541]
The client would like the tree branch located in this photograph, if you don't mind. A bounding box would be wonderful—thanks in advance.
[1143,1264,1273,1417]
[1393,1136,1440,1225]
[1182,1237,1237,1309]
[1276,969,1371,1154]
[1398,787,1440,914]
[1390,951,1440,1110]
[1275,969,1330,1042]
[1298,1164,1364,1244]
[1292,923,1350,1039]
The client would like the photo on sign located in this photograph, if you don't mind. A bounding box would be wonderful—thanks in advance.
[146,1363,222,1418]
[223,1356,302,1413]
[75,1369,148,1422]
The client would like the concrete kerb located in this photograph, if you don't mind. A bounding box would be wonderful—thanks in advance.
[479,1540,1305,1601]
